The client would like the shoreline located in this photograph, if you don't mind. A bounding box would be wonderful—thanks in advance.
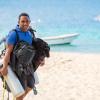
[0,52,100,100]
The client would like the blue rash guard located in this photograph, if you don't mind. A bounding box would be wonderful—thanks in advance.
[6,25,33,45]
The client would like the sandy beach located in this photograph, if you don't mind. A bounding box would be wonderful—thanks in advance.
[0,52,100,100]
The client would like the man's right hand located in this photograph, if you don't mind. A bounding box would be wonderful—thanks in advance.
[0,66,8,76]
[0,44,14,76]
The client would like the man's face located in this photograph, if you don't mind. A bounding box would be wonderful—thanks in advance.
[18,16,30,32]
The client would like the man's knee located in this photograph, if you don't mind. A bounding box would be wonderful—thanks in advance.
[25,87,32,95]
[16,87,32,100]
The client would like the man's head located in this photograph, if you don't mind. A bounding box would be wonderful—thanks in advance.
[18,13,31,32]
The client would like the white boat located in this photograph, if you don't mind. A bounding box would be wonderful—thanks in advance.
[42,33,79,45]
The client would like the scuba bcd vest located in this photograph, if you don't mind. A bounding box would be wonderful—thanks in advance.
[10,27,50,75]
[10,29,36,77]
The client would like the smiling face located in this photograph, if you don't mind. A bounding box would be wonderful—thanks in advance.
[18,16,30,32]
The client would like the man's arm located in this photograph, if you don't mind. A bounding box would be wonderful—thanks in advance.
[0,44,13,76]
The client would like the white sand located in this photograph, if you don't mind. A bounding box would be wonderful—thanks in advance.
[0,52,100,100]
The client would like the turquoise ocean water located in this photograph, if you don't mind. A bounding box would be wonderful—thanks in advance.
[0,0,100,53]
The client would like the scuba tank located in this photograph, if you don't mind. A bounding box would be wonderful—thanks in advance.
[0,59,25,98]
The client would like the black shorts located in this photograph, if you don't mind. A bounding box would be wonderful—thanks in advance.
[18,74,35,90]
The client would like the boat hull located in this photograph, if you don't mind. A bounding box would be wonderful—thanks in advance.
[42,33,79,45]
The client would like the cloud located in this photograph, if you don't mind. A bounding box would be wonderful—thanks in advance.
[94,15,100,22]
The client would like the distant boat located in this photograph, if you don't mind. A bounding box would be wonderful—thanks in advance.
[42,33,79,45]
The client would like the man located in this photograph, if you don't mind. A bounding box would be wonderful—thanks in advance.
[0,13,43,100]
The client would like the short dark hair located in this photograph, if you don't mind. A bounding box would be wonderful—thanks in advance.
[18,13,30,21]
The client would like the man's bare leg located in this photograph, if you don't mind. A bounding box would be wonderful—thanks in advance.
[16,87,32,100]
